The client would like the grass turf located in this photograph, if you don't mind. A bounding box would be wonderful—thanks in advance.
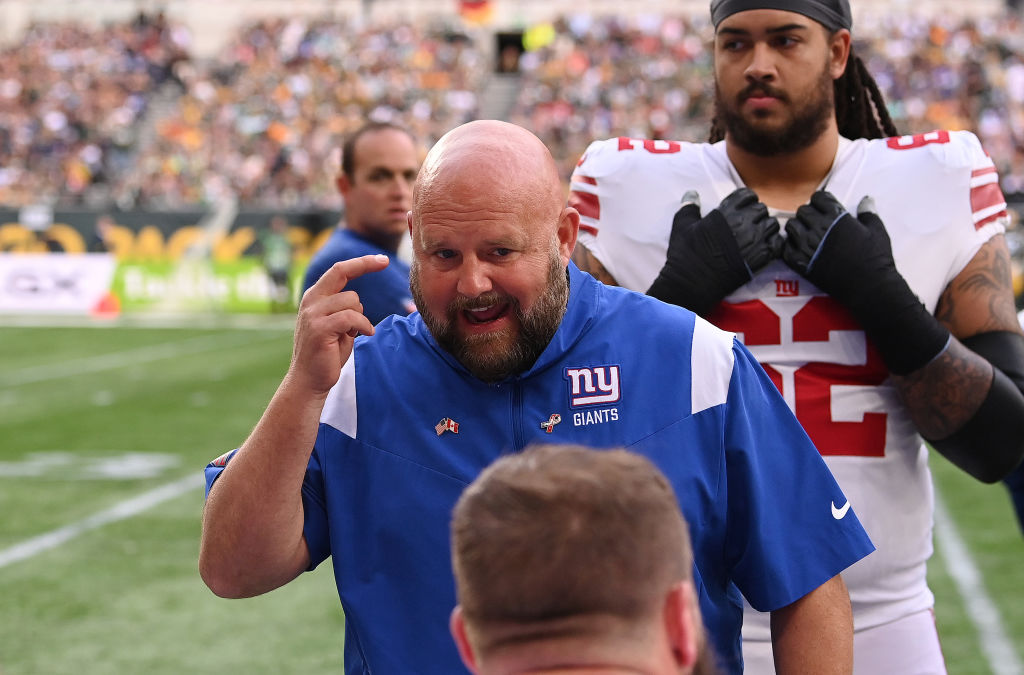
[0,322,1020,673]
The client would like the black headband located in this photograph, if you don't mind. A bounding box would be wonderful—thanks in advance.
[710,0,852,31]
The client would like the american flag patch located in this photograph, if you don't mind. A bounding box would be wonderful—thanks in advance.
[209,449,237,468]
[435,417,459,436]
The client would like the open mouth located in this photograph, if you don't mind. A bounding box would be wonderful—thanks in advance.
[463,301,511,325]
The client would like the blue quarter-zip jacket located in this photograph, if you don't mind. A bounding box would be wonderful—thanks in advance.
[207,263,873,674]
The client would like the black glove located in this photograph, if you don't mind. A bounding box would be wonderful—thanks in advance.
[647,187,783,317]
[782,190,950,375]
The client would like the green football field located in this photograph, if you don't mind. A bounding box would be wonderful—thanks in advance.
[0,320,1021,674]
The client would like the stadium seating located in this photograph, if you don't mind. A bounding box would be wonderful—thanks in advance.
[0,4,1023,212]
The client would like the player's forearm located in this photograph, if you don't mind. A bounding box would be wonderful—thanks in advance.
[892,339,991,437]
[770,575,853,675]
[893,338,1024,483]
[199,377,325,597]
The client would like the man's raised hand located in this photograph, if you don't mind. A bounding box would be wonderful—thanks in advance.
[290,254,391,396]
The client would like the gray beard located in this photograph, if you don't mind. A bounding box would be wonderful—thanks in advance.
[410,256,569,382]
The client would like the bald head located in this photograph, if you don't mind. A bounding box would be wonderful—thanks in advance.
[405,120,579,384]
[412,120,565,234]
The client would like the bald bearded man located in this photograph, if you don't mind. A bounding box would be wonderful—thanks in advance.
[200,120,873,674]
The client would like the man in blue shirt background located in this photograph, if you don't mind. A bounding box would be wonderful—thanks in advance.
[302,121,419,324]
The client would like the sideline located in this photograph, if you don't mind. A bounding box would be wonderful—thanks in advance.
[0,474,203,569]
[933,488,1023,675]
[0,313,296,331]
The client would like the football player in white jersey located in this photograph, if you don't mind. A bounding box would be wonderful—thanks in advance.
[569,0,1024,672]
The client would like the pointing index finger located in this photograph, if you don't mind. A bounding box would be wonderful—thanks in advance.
[312,254,391,296]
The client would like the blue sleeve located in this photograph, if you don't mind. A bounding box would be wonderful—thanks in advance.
[202,441,330,572]
[301,428,331,569]
[723,340,875,611]
[203,449,239,498]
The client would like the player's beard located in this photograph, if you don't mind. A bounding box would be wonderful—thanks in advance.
[715,58,835,157]
[410,251,569,383]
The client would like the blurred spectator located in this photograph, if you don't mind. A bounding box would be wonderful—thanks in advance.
[87,213,116,253]
[260,215,294,312]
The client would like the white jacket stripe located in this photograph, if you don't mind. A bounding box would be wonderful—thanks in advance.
[690,316,736,415]
[322,354,358,437]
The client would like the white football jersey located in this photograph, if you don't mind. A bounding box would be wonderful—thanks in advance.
[571,131,1008,635]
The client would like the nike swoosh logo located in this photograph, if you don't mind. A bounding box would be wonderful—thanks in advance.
[831,500,851,520]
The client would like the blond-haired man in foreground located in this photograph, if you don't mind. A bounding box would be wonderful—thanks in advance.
[451,443,721,675]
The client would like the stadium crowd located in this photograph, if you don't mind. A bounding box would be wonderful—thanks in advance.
[145,16,484,210]
[0,12,188,209]
[2,8,1024,209]
[0,13,484,210]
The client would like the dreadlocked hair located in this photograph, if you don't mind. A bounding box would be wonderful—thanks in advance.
[708,45,900,143]
[835,48,899,140]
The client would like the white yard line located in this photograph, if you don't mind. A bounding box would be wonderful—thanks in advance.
[1,313,295,331]
[0,330,284,387]
[0,474,203,569]
[933,488,1024,675]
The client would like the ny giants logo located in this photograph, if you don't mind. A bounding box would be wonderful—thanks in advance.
[564,365,621,407]
[775,279,799,297]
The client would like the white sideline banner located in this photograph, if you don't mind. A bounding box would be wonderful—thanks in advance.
[0,253,116,314]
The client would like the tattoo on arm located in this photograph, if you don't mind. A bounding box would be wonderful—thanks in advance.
[901,235,1023,439]
[571,244,619,286]
[934,235,1020,336]
[893,340,993,439]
